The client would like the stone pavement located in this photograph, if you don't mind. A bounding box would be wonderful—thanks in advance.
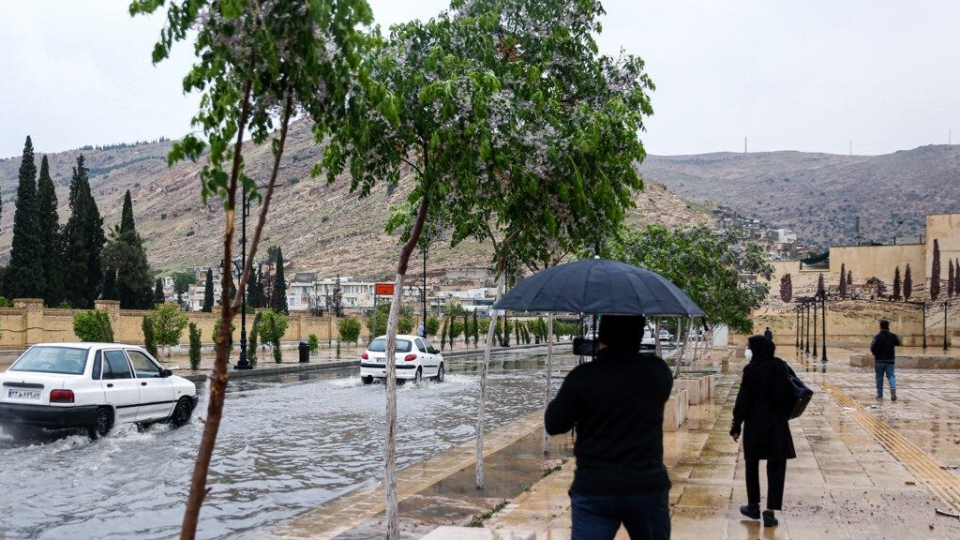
[485,345,960,540]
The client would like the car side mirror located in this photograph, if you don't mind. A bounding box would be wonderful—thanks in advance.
[161,369,173,378]
[429,347,439,354]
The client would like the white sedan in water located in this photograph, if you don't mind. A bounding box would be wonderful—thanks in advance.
[359,335,444,384]
[0,343,198,439]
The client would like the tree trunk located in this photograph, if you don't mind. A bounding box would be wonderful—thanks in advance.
[383,273,405,540]
[476,272,505,489]
[543,313,554,454]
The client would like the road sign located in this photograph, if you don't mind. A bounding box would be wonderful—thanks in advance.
[375,283,395,296]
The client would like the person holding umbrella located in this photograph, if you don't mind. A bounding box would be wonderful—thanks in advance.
[729,335,797,527]
[545,314,673,540]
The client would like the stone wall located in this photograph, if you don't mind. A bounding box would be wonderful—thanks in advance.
[0,299,369,351]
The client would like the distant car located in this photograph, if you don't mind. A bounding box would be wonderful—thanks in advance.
[0,343,198,439]
[658,330,674,342]
[360,335,444,385]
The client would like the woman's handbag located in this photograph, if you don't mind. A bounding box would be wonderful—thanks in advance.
[781,359,813,419]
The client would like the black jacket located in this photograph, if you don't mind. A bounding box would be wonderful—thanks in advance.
[545,349,673,495]
[730,336,797,462]
[871,330,901,363]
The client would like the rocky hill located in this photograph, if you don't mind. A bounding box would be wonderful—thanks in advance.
[638,146,960,247]
[0,122,713,279]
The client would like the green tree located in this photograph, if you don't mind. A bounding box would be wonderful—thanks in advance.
[440,316,448,351]
[147,303,189,349]
[271,247,288,314]
[37,155,63,306]
[893,266,902,300]
[173,271,197,306]
[248,311,262,367]
[142,316,158,358]
[188,322,202,371]
[73,310,114,342]
[425,316,440,337]
[339,317,361,345]
[7,136,44,300]
[366,303,415,337]
[102,191,153,309]
[448,316,462,350]
[931,239,941,300]
[202,268,214,312]
[602,224,773,334]
[258,310,289,364]
[308,334,319,353]
[154,278,166,305]
[62,155,106,309]
[904,264,913,300]
[472,312,479,348]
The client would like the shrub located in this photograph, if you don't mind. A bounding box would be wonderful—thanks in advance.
[147,304,189,348]
[188,322,202,371]
[258,310,289,364]
[339,317,361,345]
[425,316,440,337]
[248,312,262,367]
[211,317,237,352]
[73,311,114,342]
[308,333,319,353]
[0,296,12,308]
[142,317,158,358]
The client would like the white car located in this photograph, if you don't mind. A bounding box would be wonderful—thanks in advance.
[658,330,674,342]
[360,335,444,384]
[0,343,199,439]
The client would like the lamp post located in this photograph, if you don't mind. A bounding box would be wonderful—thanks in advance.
[799,303,806,352]
[812,297,818,359]
[235,192,252,370]
[422,248,428,333]
[795,304,801,349]
[821,293,828,362]
[944,300,950,352]
[804,301,811,354]
[922,301,928,350]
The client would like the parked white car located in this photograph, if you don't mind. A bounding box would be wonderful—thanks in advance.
[360,335,444,384]
[0,343,198,439]
[658,330,674,342]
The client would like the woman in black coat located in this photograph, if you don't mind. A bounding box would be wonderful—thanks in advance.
[730,335,797,527]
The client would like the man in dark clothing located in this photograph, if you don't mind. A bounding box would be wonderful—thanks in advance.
[871,319,902,401]
[764,327,773,342]
[545,314,673,540]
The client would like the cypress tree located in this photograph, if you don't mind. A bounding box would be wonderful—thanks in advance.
[949,260,955,298]
[7,136,44,300]
[154,278,165,305]
[893,266,902,300]
[272,247,288,314]
[780,273,792,302]
[202,268,214,312]
[904,264,913,300]
[103,190,152,309]
[36,155,63,306]
[838,264,847,298]
[931,239,941,301]
[62,155,106,308]
[817,273,825,299]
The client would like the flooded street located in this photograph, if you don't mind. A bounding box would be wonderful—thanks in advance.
[0,349,579,540]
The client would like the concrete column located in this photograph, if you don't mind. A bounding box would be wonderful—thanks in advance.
[13,299,44,346]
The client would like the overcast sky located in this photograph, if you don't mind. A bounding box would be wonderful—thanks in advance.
[2,0,959,159]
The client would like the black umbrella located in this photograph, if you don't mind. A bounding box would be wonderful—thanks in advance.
[493,258,705,317]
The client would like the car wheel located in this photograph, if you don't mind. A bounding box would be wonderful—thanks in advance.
[170,397,194,427]
[88,407,113,440]
[361,375,373,385]
[434,363,444,382]
[414,367,423,385]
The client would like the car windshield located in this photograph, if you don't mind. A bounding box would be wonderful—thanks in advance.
[10,346,88,375]
[367,338,413,353]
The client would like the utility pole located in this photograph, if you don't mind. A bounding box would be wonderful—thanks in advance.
[812,298,818,359]
[945,300,950,352]
[744,137,748,154]
[821,294,828,362]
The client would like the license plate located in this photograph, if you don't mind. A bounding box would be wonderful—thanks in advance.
[7,389,41,400]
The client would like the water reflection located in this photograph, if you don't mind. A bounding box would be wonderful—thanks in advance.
[0,352,576,540]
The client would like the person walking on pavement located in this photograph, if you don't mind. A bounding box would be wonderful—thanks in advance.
[730,335,796,528]
[764,327,773,342]
[871,319,902,401]
[546,314,673,540]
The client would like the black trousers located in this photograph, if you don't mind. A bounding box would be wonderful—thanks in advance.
[745,458,786,510]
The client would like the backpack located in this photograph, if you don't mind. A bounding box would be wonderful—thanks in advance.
[780,359,813,419]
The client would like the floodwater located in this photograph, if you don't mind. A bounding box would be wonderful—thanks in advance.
[0,350,578,540]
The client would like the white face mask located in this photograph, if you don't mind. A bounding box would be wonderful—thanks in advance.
[745,348,753,361]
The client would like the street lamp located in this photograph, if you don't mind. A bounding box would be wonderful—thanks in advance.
[795,304,800,349]
[944,300,950,352]
[235,192,252,370]
[820,293,828,362]
[804,301,811,355]
[812,297,818,359]
[923,301,928,350]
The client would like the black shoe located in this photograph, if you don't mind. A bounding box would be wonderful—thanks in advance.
[763,510,778,527]
[740,504,761,519]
